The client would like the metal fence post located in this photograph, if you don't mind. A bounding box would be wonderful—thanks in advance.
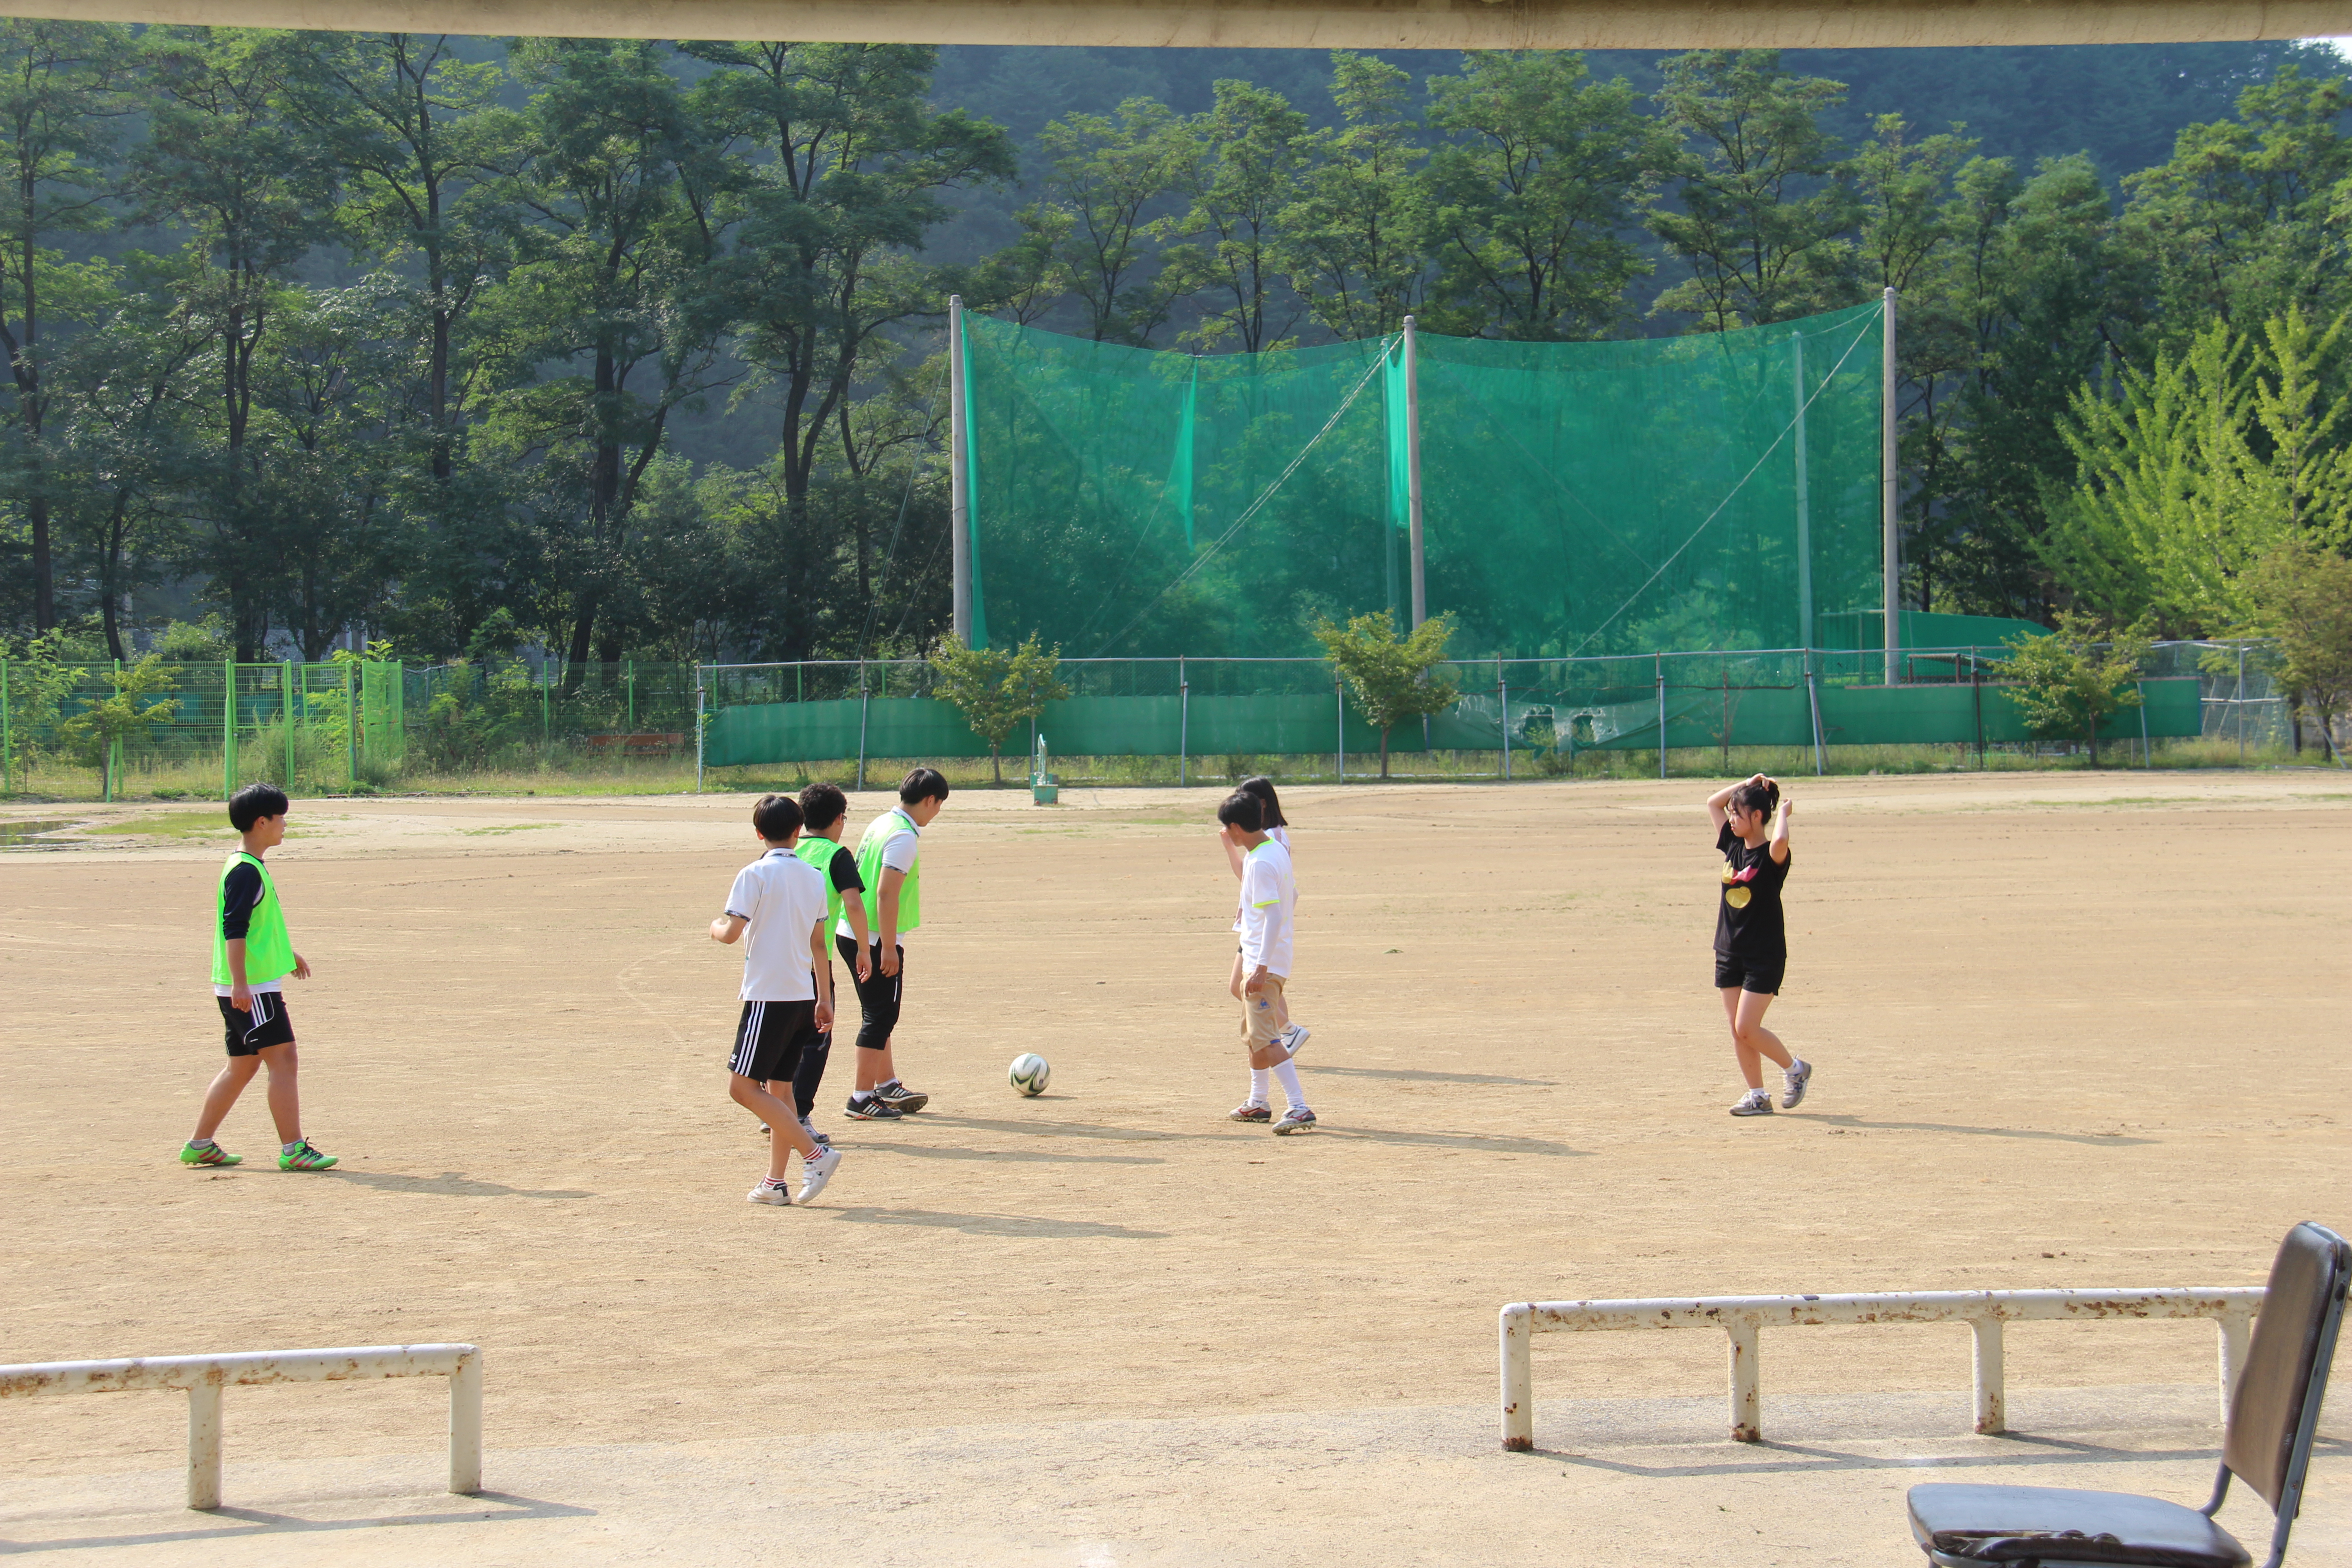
[1727,1323,1761,1441]
[1499,1304,1534,1452]
[1,656,11,794]
[625,657,636,732]
[282,660,296,787]
[1335,670,1345,782]
[2139,681,2150,767]
[1499,658,1510,780]
[540,662,551,752]
[1807,650,1825,776]
[186,1380,223,1509]
[1178,656,1188,788]
[1970,1318,2006,1433]
[345,661,358,789]
[694,663,706,793]
[2235,644,2247,763]
[221,660,235,799]
[1656,654,1667,779]
[449,1348,483,1495]
[857,661,870,791]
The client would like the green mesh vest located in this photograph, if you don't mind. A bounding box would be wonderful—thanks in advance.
[211,852,294,986]
[851,808,920,939]
[792,835,851,932]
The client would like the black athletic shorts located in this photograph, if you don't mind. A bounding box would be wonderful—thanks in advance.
[1713,951,1784,996]
[218,992,295,1055]
[730,998,818,1082]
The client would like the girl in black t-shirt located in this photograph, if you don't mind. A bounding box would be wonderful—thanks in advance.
[1705,774,1812,1117]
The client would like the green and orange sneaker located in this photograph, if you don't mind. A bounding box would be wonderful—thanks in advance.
[179,1141,241,1166]
[277,1142,338,1171]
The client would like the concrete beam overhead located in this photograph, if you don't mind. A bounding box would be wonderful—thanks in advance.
[0,0,2346,49]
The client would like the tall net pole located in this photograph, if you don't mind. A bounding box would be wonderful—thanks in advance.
[949,294,972,645]
[1404,314,1426,629]
[1882,287,1900,687]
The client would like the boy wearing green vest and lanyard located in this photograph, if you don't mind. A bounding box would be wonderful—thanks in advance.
[767,782,872,1147]
[838,767,949,1120]
[181,783,337,1171]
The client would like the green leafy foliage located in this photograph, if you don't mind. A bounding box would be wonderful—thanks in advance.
[929,631,1070,783]
[1999,612,2151,766]
[1312,610,1459,778]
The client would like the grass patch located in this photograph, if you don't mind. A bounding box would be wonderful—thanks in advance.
[461,823,564,836]
[84,810,235,838]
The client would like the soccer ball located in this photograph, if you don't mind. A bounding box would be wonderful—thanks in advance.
[1009,1053,1051,1097]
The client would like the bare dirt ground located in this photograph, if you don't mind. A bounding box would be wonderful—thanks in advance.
[2,771,2348,1563]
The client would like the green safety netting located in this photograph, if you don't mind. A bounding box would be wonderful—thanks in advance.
[960,301,1887,661]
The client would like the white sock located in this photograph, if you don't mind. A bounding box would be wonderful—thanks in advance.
[1248,1068,1270,1105]
[187,1137,215,1148]
[1272,1061,1306,1111]
[282,1141,304,1155]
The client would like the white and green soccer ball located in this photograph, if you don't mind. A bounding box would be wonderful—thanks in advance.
[1009,1053,1051,1097]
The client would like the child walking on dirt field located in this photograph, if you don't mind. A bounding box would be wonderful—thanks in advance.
[1706,773,1812,1117]
[1220,775,1307,1058]
[772,782,871,1148]
[713,794,844,1205]
[1220,789,1313,1135]
[838,768,947,1121]
[182,783,336,1172]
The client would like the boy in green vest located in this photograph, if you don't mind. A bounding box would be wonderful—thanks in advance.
[838,767,950,1120]
[767,781,871,1146]
[181,783,336,1171]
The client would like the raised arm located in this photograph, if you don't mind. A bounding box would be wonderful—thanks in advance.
[1769,797,1793,864]
[1706,774,1766,829]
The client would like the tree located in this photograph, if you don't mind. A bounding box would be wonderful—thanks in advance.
[0,20,131,635]
[1159,79,1306,352]
[1650,50,1861,330]
[1033,96,1189,345]
[929,629,1068,784]
[2244,538,2352,762]
[1274,53,1428,340]
[1417,51,1669,341]
[1312,610,1460,779]
[58,652,175,799]
[1999,611,2150,766]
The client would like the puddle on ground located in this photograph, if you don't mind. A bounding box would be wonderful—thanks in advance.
[0,818,79,848]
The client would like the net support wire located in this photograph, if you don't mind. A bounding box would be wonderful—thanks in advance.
[1566,305,1882,663]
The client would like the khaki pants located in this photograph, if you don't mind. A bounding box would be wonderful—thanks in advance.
[1240,972,1289,1049]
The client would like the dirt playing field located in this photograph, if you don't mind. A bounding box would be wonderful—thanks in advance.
[3,771,2348,1563]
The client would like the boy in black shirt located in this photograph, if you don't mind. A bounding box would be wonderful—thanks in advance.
[1705,774,1812,1117]
[774,783,871,1146]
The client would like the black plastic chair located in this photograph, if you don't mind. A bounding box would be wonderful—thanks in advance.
[1908,1221,2349,1568]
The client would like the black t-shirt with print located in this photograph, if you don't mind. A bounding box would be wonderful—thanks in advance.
[1713,822,1790,959]
[824,843,865,897]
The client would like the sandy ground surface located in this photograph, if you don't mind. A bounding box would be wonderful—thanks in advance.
[2,771,2348,1563]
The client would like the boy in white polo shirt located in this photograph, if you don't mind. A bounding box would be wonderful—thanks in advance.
[710,794,844,1205]
[1219,789,1313,1134]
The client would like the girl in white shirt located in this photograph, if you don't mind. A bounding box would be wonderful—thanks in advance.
[1220,776,1306,1054]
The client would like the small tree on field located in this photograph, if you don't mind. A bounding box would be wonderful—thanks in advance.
[930,631,1070,785]
[2244,539,2352,763]
[1312,610,1460,779]
[2000,610,2151,766]
[59,655,177,799]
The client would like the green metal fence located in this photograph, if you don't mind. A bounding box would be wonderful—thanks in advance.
[0,643,2300,800]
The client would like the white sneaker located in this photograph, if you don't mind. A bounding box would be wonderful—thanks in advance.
[797,1145,843,1204]
[746,1180,792,1206]
[1280,1024,1311,1058]
[1781,1059,1813,1110]
[1729,1089,1774,1117]
[1272,1106,1318,1135]
[800,1117,831,1147]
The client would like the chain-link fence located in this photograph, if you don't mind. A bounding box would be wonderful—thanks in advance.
[0,642,2324,801]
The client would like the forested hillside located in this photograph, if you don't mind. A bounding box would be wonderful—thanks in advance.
[0,29,2344,671]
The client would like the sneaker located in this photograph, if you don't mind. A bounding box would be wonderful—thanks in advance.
[872,1079,929,1114]
[1279,1024,1312,1058]
[1729,1089,1774,1117]
[845,1093,904,1121]
[1781,1059,1813,1110]
[1272,1106,1318,1135]
[797,1146,843,1204]
[277,1142,338,1170]
[746,1180,792,1206]
[180,1141,240,1166]
[800,1117,831,1148]
[1229,1101,1272,1123]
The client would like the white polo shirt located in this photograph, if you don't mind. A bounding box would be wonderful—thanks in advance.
[725,847,828,1002]
[1237,836,1296,978]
